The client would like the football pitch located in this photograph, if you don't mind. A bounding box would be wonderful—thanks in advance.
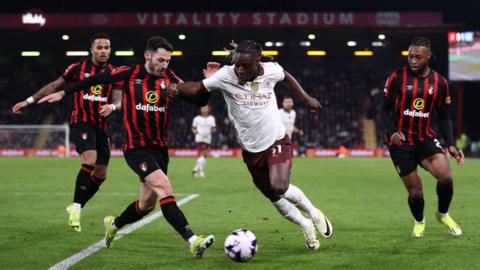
[0,157,479,269]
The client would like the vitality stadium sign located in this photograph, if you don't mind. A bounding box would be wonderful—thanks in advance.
[0,12,443,29]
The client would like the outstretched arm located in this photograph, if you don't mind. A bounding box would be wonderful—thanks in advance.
[169,82,211,107]
[12,76,66,114]
[281,71,322,111]
[438,105,464,165]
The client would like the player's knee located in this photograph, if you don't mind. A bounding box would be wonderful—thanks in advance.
[138,200,156,213]
[438,177,453,187]
[408,189,424,202]
[271,182,289,196]
[93,167,107,179]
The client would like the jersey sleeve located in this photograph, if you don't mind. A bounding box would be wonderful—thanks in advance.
[62,62,81,83]
[269,62,285,82]
[438,77,452,108]
[192,117,198,128]
[383,70,398,99]
[211,116,216,128]
[202,66,228,92]
[64,66,132,95]
[380,70,399,135]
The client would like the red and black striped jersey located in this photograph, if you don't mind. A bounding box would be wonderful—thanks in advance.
[62,59,115,130]
[383,67,452,146]
[64,64,183,150]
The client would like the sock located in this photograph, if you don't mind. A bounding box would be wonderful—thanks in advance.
[198,156,206,172]
[408,195,425,223]
[114,200,150,229]
[160,196,194,241]
[437,181,453,214]
[73,164,94,206]
[82,175,106,206]
[272,198,311,231]
[187,235,198,245]
[281,184,318,217]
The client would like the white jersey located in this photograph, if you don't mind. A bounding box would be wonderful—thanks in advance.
[279,108,296,138]
[192,115,216,144]
[202,62,286,152]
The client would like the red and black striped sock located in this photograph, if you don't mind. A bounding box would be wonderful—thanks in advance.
[74,164,94,207]
[114,200,150,229]
[83,175,106,206]
[160,196,194,241]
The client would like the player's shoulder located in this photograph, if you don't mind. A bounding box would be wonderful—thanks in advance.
[261,61,284,71]
[431,69,448,83]
[64,60,85,74]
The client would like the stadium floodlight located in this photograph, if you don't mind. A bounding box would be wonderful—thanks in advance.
[115,50,134,56]
[347,41,357,47]
[21,51,40,57]
[307,50,326,56]
[62,34,70,41]
[378,34,386,40]
[66,51,89,56]
[371,41,384,47]
[265,41,274,47]
[262,50,279,56]
[401,50,409,56]
[212,51,230,56]
[354,50,374,56]
[275,42,285,47]
[299,41,311,47]
[308,34,316,40]
[171,51,183,56]
[178,34,186,40]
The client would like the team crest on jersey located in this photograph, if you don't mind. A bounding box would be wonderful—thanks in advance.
[90,85,103,95]
[160,80,166,90]
[446,96,451,105]
[428,86,433,95]
[145,91,159,104]
[81,133,88,140]
[413,98,425,110]
[139,162,148,172]
[250,82,259,92]
[263,79,274,88]
[406,85,413,91]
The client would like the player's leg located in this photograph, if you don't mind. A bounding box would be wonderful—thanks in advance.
[198,147,208,178]
[268,137,333,239]
[66,124,97,232]
[245,162,319,250]
[421,150,462,236]
[84,130,111,205]
[104,182,157,248]
[400,171,426,237]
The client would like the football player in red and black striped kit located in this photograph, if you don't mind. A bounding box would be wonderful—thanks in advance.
[12,33,122,232]
[381,37,465,238]
[39,36,214,257]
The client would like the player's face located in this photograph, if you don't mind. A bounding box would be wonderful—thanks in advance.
[145,48,171,76]
[90,38,111,64]
[200,106,209,116]
[407,45,431,74]
[282,98,294,110]
[233,52,260,84]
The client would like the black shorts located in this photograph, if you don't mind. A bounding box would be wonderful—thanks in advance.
[123,146,169,180]
[70,123,111,165]
[388,137,445,177]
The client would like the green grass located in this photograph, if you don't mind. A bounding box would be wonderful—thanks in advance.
[0,157,479,269]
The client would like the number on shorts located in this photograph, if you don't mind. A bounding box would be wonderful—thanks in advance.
[434,138,442,149]
[272,145,282,155]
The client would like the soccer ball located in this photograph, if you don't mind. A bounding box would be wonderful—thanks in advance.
[224,229,258,262]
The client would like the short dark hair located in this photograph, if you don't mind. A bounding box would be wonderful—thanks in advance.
[145,36,173,52]
[90,33,111,45]
[410,37,431,50]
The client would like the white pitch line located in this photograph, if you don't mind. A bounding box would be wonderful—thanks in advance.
[6,192,189,196]
[48,193,199,270]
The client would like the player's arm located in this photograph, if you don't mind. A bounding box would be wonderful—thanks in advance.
[281,71,322,111]
[168,82,211,107]
[99,88,122,117]
[38,67,131,104]
[12,76,66,114]
[380,71,404,145]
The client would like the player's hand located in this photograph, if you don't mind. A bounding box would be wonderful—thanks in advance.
[167,83,179,97]
[203,62,220,78]
[12,101,28,114]
[38,91,66,104]
[99,104,116,117]
[448,145,465,166]
[390,131,406,145]
[304,96,322,112]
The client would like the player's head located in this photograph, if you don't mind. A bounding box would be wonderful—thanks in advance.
[144,36,173,76]
[407,37,432,74]
[90,33,111,65]
[282,97,294,111]
[230,40,262,83]
[200,105,210,116]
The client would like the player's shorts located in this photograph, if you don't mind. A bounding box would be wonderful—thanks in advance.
[242,135,293,169]
[388,137,445,177]
[123,146,169,180]
[196,142,210,151]
[70,123,111,165]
